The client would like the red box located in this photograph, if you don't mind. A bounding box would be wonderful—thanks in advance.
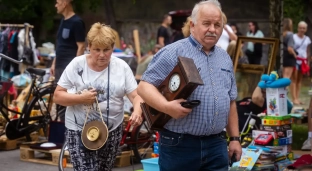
[255,134,274,145]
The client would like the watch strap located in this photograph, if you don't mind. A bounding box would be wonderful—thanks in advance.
[229,137,240,141]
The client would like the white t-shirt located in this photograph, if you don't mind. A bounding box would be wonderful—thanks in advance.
[58,55,137,131]
[293,34,311,59]
[216,24,234,51]
[246,30,264,52]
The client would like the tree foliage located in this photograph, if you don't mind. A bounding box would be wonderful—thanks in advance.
[0,0,102,30]
[283,0,307,32]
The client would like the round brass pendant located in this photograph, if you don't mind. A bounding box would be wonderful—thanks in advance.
[87,126,100,141]
[81,120,108,150]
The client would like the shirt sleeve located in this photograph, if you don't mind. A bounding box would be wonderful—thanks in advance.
[225,25,234,33]
[124,63,138,94]
[287,33,295,48]
[73,19,86,42]
[141,48,178,87]
[229,62,238,101]
[57,60,75,90]
[307,37,311,45]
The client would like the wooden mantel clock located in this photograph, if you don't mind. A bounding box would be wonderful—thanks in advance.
[140,56,204,130]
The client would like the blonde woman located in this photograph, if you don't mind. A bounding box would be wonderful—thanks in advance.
[53,23,143,171]
[282,18,297,79]
[182,17,191,37]
[290,21,311,105]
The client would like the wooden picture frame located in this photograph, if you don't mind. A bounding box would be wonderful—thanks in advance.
[233,36,279,74]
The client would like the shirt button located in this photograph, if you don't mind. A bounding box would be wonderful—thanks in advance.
[215,96,218,100]
[210,68,212,71]
[215,112,218,115]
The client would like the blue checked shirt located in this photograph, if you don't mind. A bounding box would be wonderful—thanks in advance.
[141,35,237,136]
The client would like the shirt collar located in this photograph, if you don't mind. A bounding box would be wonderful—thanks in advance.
[188,35,216,54]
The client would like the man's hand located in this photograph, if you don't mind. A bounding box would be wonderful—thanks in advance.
[164,99,192,119]
[228,141,242,162]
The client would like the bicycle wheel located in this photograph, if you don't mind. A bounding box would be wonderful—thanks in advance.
[130,121,156,162]
[25,85,55,137]
[58,140,72,171]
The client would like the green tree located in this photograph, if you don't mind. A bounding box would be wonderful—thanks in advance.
[283,0,308,32]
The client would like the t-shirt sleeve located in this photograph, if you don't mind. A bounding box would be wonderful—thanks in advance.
[73,19,86,42]
[158,27,168,38]
[57,60,75,90]
[124,63,138,94]
[141,48,178,87]
[287,33,295,48]
[307,37,311,45]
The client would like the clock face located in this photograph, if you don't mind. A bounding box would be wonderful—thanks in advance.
[169,74,181,92]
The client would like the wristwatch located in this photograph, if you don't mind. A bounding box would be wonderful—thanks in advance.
[229,137,240,141]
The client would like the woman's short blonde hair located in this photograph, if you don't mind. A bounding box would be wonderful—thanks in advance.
[182,17,192,37]
[87,22,116,48]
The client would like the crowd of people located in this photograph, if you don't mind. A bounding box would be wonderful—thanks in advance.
[48,0,311,170]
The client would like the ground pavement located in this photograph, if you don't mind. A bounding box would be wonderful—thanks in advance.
[0,148,143,171]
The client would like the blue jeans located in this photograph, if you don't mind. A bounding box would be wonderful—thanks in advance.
[159,129,228,171]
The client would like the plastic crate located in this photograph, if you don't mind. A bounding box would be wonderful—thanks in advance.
[141,157,160,171]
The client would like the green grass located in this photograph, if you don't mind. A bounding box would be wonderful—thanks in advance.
[291,123,308,150]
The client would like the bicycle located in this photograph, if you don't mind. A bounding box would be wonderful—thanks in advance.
[226,112,260,147]
[0,53,56,141]
[58,111,156,170]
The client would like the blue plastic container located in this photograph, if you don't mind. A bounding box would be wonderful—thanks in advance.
[141,157,160,171]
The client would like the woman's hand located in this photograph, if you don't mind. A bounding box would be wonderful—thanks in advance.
[79,88,97,105]
[129,112,143,127]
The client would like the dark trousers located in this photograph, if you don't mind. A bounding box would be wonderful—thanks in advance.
[159,129,228,171]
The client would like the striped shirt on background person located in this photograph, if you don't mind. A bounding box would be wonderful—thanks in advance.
[141,35,237,136]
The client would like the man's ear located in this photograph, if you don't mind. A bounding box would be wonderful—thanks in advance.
[190,21,195,33]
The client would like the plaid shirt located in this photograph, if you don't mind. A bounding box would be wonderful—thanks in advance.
[141,35,237,136]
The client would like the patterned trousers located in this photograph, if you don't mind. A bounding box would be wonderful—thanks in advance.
[65,124,122,171]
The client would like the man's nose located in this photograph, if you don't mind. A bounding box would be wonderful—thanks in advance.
[208,25,216,33]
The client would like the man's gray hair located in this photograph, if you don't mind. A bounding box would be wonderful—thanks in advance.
[298,21,308,28]
[191,0,223,25]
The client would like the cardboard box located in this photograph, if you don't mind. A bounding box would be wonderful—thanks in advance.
[260,124,292,138]
[266,88,288,116]
[260,124,291,131]
[273,137,292,146]
[261,118,292,126]
[252,130,277,139]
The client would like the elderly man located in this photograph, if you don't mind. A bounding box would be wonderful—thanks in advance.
[137,0,241,170]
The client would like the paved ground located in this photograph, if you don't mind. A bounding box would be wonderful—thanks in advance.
[0,149,143,171]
